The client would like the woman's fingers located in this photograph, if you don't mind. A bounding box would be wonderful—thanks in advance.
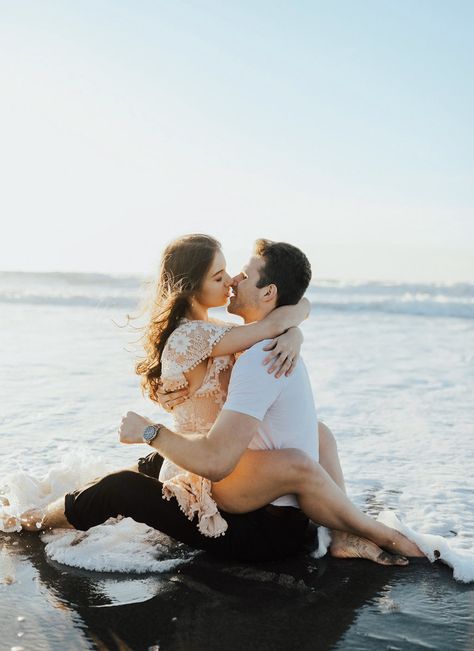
[262,339,277,362]
[268,351,292,377]
[266,350,282,374]
[275,357,294,379]
[285,355,298,376]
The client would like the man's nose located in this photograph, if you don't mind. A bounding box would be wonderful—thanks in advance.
[232,273,244,286]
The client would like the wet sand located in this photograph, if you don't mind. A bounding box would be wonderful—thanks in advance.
[1,531,473,651]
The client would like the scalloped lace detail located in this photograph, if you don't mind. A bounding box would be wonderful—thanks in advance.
[159,318,237,538]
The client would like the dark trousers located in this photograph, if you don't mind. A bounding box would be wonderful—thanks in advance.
[64,452,310,562]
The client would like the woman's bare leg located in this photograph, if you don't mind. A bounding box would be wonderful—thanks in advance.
[317,423,409,563]
[212,428,423,559]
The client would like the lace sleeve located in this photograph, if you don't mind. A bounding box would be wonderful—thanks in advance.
[161,320,234,391]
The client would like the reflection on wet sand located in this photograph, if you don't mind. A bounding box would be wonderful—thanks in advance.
[2,531,473,651]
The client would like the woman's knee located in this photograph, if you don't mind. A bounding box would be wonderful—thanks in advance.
[318,421,337,451]
[284,449,318,487]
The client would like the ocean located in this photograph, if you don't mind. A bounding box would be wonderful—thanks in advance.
[0,271,473,649]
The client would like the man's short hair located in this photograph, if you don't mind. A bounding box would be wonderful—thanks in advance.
[254,239,312,306]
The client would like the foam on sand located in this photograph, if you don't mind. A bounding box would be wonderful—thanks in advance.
[378,510,474,583]
[42,517,192,573]
[1,454,473,580]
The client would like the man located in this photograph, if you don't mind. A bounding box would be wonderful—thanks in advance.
[32,240,414,564]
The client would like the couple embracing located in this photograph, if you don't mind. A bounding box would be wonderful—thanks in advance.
[17,234,423,565]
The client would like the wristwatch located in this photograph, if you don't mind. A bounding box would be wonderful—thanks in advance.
[142,423,164,445]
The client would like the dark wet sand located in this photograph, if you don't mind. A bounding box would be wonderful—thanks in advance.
[1,531,473,651]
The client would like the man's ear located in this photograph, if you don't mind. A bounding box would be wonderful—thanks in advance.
[261,284,278,303]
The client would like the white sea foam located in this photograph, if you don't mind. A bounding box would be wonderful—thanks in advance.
[378,511,474,583]
[42,518,191,573]
[0,455,194,573]
[0,451,115,533]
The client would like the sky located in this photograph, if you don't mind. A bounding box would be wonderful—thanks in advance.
[1,0,473,282]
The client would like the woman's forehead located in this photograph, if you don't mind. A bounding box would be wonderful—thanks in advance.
[209,250,226,274]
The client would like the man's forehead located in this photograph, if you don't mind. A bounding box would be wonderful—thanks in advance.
[243,256,262,273]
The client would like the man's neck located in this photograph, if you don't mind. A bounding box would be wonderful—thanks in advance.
[241,305,274,325]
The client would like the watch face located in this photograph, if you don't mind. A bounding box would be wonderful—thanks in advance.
[143,425,156,442]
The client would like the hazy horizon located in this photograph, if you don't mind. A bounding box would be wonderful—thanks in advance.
[1,2,473,283]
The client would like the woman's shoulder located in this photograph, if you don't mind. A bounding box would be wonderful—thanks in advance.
[165,318,232,351]
[161,317,237,393]
[162,318,233,372]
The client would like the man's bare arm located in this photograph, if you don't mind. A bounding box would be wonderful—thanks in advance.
[119,409,260,482]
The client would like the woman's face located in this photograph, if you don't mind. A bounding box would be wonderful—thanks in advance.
[195,249,233,308]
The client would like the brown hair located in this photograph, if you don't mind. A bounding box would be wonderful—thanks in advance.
[136,234,221,402]
[254,239,312,307]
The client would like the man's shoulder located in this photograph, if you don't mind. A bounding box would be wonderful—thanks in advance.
[234,340,271,366]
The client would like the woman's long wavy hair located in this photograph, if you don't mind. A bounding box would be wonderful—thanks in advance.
[136,234,221,403]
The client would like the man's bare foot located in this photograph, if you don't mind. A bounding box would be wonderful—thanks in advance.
[1,513,19,530]
[330,531,409,566]
[382,529,424,558]
[18,508,46,532]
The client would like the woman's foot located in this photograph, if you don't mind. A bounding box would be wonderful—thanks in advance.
[330,531,409,566]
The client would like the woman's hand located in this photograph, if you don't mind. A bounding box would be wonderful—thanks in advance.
[262,327,303,378]
[157,381,190,411]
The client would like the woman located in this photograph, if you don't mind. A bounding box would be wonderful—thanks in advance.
[13,234,422,562]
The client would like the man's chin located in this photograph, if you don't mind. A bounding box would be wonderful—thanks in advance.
[226,298,241,316]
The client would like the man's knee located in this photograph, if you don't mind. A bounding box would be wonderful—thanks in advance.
[98,470,142,496]
[65,470,143,531]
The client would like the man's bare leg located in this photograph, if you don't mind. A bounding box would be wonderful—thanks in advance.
[318,422,408,566]
[10,455,163,532]
[2,498,73,532]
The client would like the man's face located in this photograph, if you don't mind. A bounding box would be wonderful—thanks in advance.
[227,256,265,320]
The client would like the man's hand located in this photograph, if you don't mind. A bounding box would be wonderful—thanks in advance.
[119,411,154,444]
[157,382,190,411]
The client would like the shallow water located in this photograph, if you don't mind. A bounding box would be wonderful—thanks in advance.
[0,274,473,647]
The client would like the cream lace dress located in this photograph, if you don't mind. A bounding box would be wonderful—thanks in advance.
[159,317,239,538]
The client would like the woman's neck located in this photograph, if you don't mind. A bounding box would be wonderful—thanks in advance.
[185,302,209,322]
